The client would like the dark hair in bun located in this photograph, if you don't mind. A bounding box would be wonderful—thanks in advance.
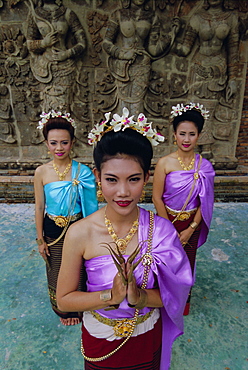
[42,117,75,140]
[93,128,153,175]
[172,108,205,133]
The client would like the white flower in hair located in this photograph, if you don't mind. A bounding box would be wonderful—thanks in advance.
[88,112,111,145]
[37,109,76,129]
[111,107,135,132]
[144,126,164,146]
[170,102,209,120]
[88,107,165,147]
[170,104,184,117]
[134,113,164,146]
[136,112,151,130]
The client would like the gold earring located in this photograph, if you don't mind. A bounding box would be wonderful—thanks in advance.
[97,182,105,202]
[173,140,177,145]
[139,183,146,203]
[47,150,51,154]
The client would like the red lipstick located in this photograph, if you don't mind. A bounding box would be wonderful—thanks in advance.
[115,201,132,207]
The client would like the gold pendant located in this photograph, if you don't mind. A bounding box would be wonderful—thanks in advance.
[104,207,139,255]
[116,239,127,254]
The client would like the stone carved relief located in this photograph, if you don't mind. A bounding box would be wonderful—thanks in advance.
[0,84,16,144]
[0,23,29,148]
[24,0,89,151]
[26,0,86,111]
[0,0,247,171]
[174,0,240,164]
[87,10,108,67]
[101,0,180,116]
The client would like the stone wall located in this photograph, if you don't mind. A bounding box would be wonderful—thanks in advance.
[0,0,247,176]
[235,66,248,173]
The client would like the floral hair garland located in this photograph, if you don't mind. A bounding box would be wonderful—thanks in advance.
[88,107,165,147]
[170,102,209,120]
[37,110,76,130]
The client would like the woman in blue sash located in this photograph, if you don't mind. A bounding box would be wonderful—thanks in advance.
[34,111,98,325]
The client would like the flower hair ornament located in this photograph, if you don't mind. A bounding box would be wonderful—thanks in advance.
[88,107,165,147]
[37,110,77,130]
[170,102,210,120]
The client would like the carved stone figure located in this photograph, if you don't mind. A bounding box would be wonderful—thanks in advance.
[0,84,16,144]
[0,24,29,147]
[102,0,180,116]
[175,0,239,159]
[26,0,86,113]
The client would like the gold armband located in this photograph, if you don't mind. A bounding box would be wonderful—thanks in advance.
[190,221,198,230]
[100,289,112,302]
[36,238,44,246]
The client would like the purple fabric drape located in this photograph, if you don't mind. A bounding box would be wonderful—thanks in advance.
[85,207,193,369]
[162,154,215,247]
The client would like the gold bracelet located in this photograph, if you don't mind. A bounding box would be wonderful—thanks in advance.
[100,289,112,302]
[190,221,198,230]
[134,289,148,309]
[36,238,44,246]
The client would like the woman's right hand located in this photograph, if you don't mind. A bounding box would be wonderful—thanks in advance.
[38,241,50,261]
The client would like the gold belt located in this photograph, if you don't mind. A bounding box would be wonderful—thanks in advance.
[90,309,154,338]
[47,212,81,227]
[165,206,197,221]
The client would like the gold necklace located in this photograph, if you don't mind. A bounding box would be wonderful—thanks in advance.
[52,161,72,181]
[104,209,139,254]
[178,154,195,171]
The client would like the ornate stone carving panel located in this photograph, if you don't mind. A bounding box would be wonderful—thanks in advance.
[0,0,247,171]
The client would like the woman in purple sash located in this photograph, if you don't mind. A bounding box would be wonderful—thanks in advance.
[153,103,215,315]
[57,107,193,369]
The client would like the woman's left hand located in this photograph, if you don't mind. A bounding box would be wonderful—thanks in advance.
[126,263,140,306]
[179,227,194,247]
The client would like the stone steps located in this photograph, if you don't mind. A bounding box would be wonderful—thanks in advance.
[1,175,248,203]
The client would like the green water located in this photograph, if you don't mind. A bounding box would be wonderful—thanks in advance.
[1,203,247,370]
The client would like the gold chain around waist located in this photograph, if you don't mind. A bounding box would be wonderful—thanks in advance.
[47,212,81,227]
[165,206,197,221]
[90,309,154,338]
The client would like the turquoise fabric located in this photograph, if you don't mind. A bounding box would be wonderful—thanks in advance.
[44,160,98,217]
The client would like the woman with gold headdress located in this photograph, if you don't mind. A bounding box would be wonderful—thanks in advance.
[57,107,193,369]
[153,103,215,315]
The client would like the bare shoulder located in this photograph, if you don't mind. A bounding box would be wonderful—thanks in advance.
[34,162,51,177]
[155,153,177,173]
[65,209,106,259]
[156,155,168,168]
[66,210,101,243]
[67,216,92,238]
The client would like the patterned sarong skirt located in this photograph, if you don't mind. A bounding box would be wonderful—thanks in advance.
[43,214,86,319]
